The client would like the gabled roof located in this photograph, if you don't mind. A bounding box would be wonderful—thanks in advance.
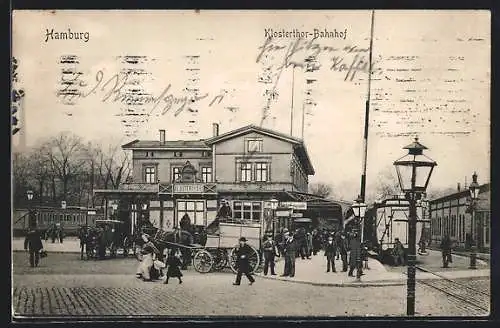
[122,139,210,150]
[205,124,315,175]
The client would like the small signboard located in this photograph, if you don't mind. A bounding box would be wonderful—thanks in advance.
[276,210,291,217]
[87,210,96,215]
[173,183,204,193]
[280,202,307,210]
[291,212,303,218]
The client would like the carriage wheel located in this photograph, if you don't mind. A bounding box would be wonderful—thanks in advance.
[212,249,228,271]
[229,246,260,274]
[193,250,214,274]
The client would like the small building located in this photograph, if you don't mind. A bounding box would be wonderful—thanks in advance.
[429,183,490,252]
[94,124,345,238]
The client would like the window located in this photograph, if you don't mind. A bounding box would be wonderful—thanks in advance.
[233,201,262,222]
[246,139,263,153]
[172,167,182,182]
[202,151,212,157]
[255,163,268,182]
[485,213,490,244]
[145,166,156,183]
[201,167,212,183]
[177,200,205,226]
[240,163,252,182]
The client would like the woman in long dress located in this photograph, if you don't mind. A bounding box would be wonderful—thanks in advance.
[136,233,159,282]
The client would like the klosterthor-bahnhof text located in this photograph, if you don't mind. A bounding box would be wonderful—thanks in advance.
[264,28,348,40]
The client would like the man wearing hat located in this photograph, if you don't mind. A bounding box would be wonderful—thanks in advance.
[281,230,297,277]
[338,232,349,272]
[262,233,277,276]
[233,237,256,285]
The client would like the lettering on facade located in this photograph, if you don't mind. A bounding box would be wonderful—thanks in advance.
[173,183,204,194]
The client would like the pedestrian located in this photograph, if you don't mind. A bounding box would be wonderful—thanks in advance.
[312,229,321,256]
[57,223,64,244]
[281,231,297,277]
[78,225,87,260]
[338,233,349,272]
[306,231,313,259]
[233,237,256,285]
[362,241,370,270]
[334,230,342,260]
[348,232,363,278]
[324,235,337,273]
[164,249,183,284]
[136,233,159,282]
[262,233,278,276]
[440,235,453,268]
[392,238,405,266]
[24,227,44,267]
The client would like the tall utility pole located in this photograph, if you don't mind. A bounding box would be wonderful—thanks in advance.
[360,10,375,203]
[290,65,296,136]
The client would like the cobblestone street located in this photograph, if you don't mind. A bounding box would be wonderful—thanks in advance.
[12,253,490,318]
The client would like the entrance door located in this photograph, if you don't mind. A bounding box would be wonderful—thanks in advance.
[176,200,206,227]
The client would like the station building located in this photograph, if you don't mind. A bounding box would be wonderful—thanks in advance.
[94,124,346,238]
[429,183,490,252]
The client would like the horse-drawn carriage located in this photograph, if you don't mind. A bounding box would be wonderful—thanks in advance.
[80,219,130,260]
[133,221,261,274]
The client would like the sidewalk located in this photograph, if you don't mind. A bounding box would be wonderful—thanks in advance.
[256,250,490,287]
[428,247,490,262]
[256,251,405,287]
[12,237,81,254]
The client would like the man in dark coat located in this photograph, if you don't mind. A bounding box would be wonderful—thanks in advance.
[440,235,453,268]
[233,237,256,285]
[262,233,277,275]
[282,231,298,277]
[24,228,44,267]
[348,232,363,277]
[324,235,337,273]
[338,233,349,272]
[312,229,322,256]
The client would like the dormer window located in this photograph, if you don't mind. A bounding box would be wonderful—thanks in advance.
[246,139,263,153]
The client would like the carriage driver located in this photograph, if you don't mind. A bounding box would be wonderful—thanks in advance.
[136,233,160,282]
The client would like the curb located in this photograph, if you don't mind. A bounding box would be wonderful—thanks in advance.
[256,274,405,287]
[13,250,82,254]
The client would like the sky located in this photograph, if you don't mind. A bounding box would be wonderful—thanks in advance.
[12,10,490,201]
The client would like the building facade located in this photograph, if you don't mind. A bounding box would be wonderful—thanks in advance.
[429,183,490,252]
[94,124,344,237]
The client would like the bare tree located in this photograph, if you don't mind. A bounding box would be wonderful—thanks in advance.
[12,151,30,207]
[309,183,332,198]
[44,132,87,203]
[370,166,401,202]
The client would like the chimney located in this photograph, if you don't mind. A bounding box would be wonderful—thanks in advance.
[159,129,166,144]
[457,183,461,192]
[212,123,219,137]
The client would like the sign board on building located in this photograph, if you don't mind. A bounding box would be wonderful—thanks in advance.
[61,201,66,209]
[276,210,291,217]
[87,210,96,215]
[291,212,303,218]
[280,202,307,210]
[173,183,204,194]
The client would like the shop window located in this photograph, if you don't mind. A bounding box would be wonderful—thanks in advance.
[233,201,262,223]
[177,200,205,226]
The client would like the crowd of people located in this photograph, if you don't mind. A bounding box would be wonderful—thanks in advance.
[265,227,370,278]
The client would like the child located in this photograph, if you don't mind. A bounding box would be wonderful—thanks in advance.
[164,249,183,284]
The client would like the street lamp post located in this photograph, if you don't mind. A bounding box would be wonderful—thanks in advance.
[352,195,367,281]
[269,198,279,237]
[26,190,34,229]
[352,195,367,242]
[393,137,437,316]
[468,172,480,270]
